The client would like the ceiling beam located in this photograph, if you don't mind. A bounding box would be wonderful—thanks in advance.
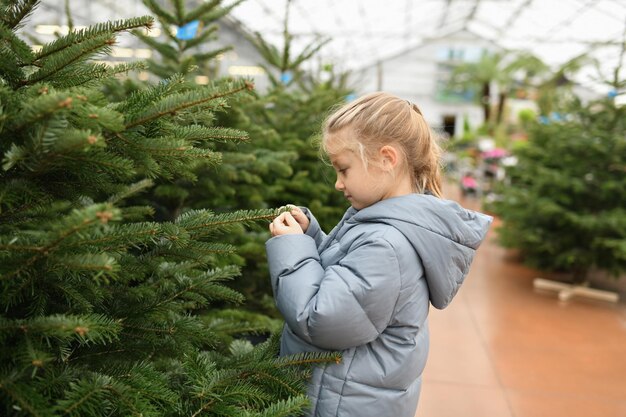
[496,0,533,37]
[462,0,481,30]
[437,0,453,29]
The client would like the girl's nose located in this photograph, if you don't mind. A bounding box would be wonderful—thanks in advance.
[335,177,344,191]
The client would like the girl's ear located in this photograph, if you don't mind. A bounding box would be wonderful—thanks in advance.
[379,145,399,170]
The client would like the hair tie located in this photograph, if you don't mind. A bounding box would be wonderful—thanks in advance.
[406,100,423,116]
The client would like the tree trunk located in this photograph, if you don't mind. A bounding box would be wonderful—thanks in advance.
[482,82,491,123]
[496,92,507,124]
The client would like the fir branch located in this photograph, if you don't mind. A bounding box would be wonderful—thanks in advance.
[107,361,179,409]
[54,373,113,416]
[29,115,70,156]
[33,16,153,62]
[152,267,243,308]
[173,0,185,22]
[131,31,180,61]
[149,242,237,262]
[114,135,222,163]
[176,125,249,143]
[6,314,121,344]
[56,283,95,314]
[0,378,53,417]
[291,37,331,69]
[0,0,39,30]
[100,61,146,78]
[50,62,146,89]
[64,0,73,32]
[119,316,210,348]
[34,149,135,180]
[181,24,220,50]
[184,0,220,23]
[204,309,282,336]
[246,32,280,69]
[50,253,119,278]
[244,370,301,397]
[24,34,116,86]
[8,91,73,133]
[1,204,118,281]
[142,0,177,26]
[194,46,233,64]
[125,80,252,128]
[114,72,186,114]
[107,179,154,204]
[0,22,33,74]
[62,222,161,251]
[251,396,310,417]
[176,208,280,238]
[273,351,342,368]
[195,0,246,24]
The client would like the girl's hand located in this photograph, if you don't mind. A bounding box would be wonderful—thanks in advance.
[287,205,310,233]
[269,212,304,236]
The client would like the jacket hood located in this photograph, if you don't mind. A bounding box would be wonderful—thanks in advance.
[348,194,492,309]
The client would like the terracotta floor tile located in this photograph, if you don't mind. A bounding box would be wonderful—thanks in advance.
[416,381,514,417]
[424,297,501,387]
[492,344,626,399]
[506,390,626,417]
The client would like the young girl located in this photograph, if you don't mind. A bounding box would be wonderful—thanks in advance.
[266,92,492,417]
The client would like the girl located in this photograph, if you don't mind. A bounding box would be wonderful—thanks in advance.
[266,92,492,417]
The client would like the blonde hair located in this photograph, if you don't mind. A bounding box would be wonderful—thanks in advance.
[322,92,443,198]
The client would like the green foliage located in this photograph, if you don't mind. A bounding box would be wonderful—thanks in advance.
[243,0,330,90]
[129,0,352,315]
[0,3,334,415]
[236,0,351,230]
[134,0,244,81]
[517,107,536,126]
[488,96,626,282]
[204,9,353,312]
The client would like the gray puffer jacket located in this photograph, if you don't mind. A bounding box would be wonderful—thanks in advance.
[266,193,492,417]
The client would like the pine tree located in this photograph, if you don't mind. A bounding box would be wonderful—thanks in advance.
[127,0,296,220]
[118,0,297,316]
[242,0,353,231]
[124,0,351,315]
[210,1,354,312]
[488,93,626,283]
[0,1,339,415]
[133,0,244,81]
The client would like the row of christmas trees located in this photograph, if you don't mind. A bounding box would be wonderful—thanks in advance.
[0,0,345,415]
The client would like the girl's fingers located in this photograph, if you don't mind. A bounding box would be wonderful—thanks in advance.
[269,212,302,236]
[272,213,287,230]
[284,212,298,227]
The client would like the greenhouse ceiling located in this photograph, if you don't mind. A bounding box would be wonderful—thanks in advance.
[229,0,626,91]
[27,0,626,92]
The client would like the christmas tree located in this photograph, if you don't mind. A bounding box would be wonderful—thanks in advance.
[126,0,352,314]
[488,92,626,283]
[122,0,297,316]
[242,0,353,231]
[0,1,338,415]
[133,0,244,81]
[214,0,354,312]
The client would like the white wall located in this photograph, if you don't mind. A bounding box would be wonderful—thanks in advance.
[353,30,499,138]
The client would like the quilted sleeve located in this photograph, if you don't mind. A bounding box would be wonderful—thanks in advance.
[300,207,326,248]
[266,233,401,350]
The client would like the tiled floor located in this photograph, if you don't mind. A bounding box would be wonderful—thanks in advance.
[416,186,626,417]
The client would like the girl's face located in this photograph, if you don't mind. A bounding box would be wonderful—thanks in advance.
[326,132,390,210]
